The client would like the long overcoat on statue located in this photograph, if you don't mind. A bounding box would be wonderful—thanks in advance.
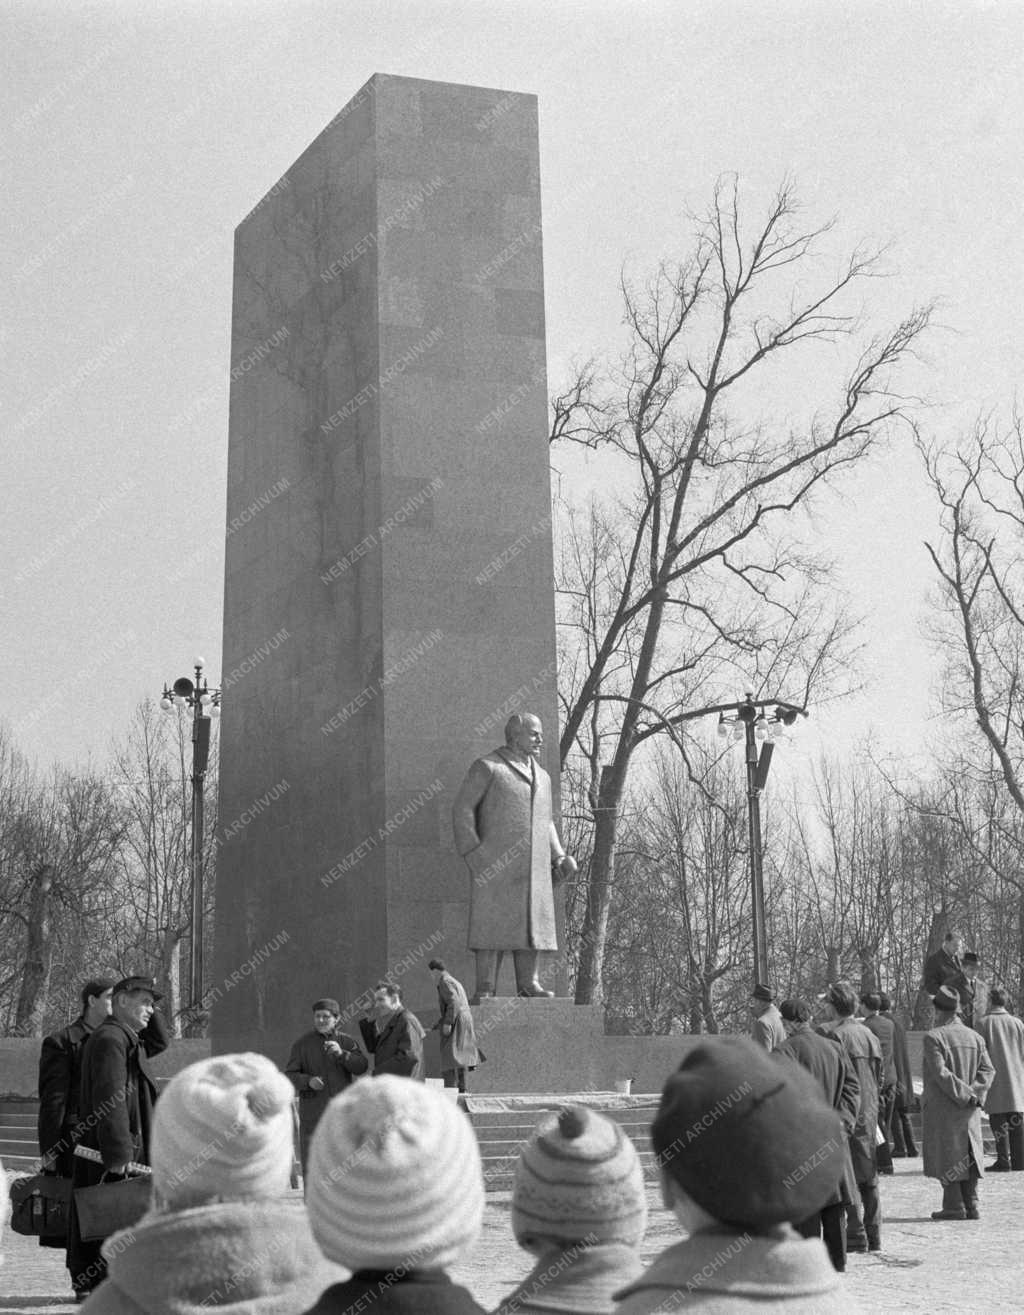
[452,747,561,950]
[816,1016,880,1186]
[432,971,481,1072]
[921,1015,995,1182]
[979,1008,1024,1114]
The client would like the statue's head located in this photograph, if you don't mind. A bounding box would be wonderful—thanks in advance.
[505,712,543,756]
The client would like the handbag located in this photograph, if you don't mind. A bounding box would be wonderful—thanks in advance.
[74,1175,152,1241]
[10,1173,73,1240]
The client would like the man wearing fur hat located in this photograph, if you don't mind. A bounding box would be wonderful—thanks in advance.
[777,998,860,1272]
[923,984,995,1219]
[617,1036,849,1312]
[285,998,368,1178]
[816,981,883,1252]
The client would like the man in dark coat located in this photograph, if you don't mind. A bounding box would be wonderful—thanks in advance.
[817,980,883,1252]
[358,981,425,1079]
[777,998,860,1272]
[923,930,966,998]
[860,992,897,1174]
[427,960,482,1093]
[285,997,368,1178]
[880,992,918,1156]
[37,979,114,1291]
[69,975,168,1299]
[923,984,994,1219]
[452,713,576,1000]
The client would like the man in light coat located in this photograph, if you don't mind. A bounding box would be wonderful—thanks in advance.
[748,984,785,1051]
[979,987,1024,1171]
[453,712,576,1000]
[923,984,995,1219]
[427,959,482,1093]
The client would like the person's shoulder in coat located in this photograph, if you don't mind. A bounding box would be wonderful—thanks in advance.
[306,1272,485,1315]
[37,1017,89,1161]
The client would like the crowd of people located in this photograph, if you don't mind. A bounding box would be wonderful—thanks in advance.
[3,938,1024,1311]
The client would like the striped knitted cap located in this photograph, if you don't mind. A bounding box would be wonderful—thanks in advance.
[512,1106,647,1248]
[306,1075,484,1272]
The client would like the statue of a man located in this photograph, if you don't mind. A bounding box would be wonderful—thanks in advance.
[452,712,577,1000]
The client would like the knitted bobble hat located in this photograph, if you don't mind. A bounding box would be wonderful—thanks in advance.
[306,1074,484,1272]
[512,1105,647,1248]
[151,1053,295,1207]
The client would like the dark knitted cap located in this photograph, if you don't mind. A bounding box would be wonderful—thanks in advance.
[751,984,774,1002]
[651,1037,844,1231]
[933,985,960,1013]
[312,998,341,1015]
[779,999,812,1023]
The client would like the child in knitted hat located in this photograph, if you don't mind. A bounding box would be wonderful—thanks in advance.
[495,1104,647,1314]
[303,1074,486,1314]
[79,1053,332,1315]
[616,1036,859,1314]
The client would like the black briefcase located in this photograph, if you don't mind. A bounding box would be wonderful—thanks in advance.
[74,1176,151,1241]
[10,1173,73,1241]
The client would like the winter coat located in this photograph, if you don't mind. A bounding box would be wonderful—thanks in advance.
[923,948,965,998]
[493,1241,643,1314]
[305,1271,484,1315]
[921,1016,995,1182]
[776,1027,859,1208]
[80,1199,331,1314]
[358,1009,426,1079]
[861,1014,896,1088]
[979,1008,1024,1113]
[815,1017,880,1186]
[750,1005,785,1052]
[431,972,482,1072]
[882,1010,914,1105]
[284,1028,368,1136]
[959,976,989,1033]
[614,1227,859,1314]
[453,747,562,950]
[77,1012,168,1171]
[38,1016,95,1177]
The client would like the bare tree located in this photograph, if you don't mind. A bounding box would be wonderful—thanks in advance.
[551,177,930,1004]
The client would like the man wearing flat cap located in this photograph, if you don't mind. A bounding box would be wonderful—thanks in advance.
[617,1036,847,1311]
[748,983,785,1051]
[285,998,368,1178]
[70,975,169,1297]
[922,984,995,1220]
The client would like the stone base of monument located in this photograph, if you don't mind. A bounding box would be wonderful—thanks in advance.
[464,1092,662,1191]
[457,998,695,1095]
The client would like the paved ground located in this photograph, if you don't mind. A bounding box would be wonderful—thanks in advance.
[4,1159,1024,1311]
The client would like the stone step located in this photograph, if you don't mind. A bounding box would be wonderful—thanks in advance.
[0,1154,38,1174]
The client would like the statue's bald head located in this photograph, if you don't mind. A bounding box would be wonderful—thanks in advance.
[505,712,543,755]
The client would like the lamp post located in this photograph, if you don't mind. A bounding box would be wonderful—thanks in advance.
[160,657,220,1020]
[714,693,807,989]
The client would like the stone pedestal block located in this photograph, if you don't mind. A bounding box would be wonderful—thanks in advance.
[213,74,561,1064]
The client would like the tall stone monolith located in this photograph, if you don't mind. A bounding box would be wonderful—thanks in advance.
[212,74,561,1063]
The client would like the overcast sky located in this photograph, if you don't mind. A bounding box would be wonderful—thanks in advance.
[2,0,1021,782]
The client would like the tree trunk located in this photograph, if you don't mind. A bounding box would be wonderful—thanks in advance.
[825,944,839,985]
[858,948,878,996]
[575,765,624,1005]
[161,927,182,1038]
[15,863,55,1037]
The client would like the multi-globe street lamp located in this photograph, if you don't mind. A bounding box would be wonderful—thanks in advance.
[712,693,807,989]
[159,657,220,1019]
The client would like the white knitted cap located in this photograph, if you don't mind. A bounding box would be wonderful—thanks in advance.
[151,1053,294,1207]
[306,1075,484,1272]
